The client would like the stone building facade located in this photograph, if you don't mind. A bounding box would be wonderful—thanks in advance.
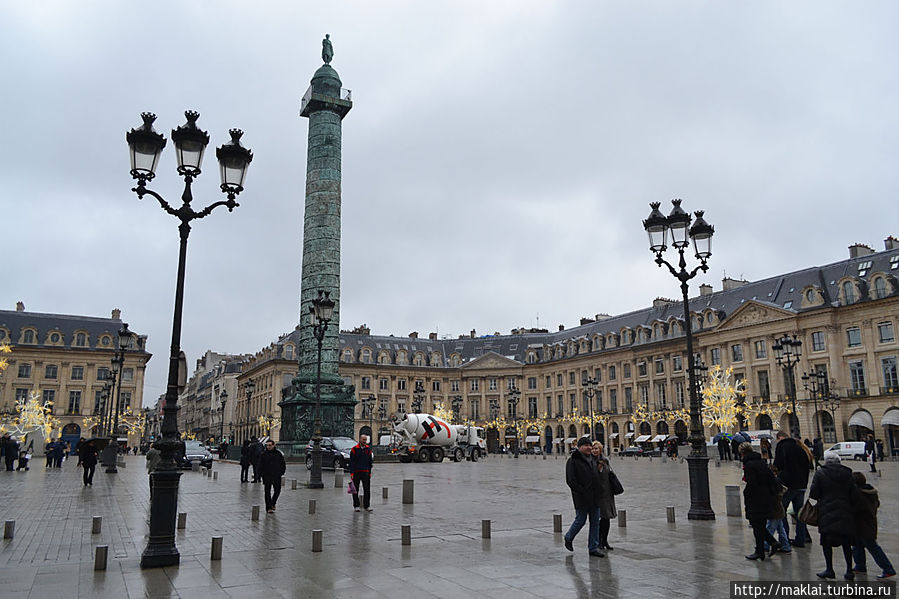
[237,239,899,457]
[177,350,249,444]
[0,304,151,449]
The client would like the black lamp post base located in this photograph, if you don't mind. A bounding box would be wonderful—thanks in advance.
[141,465,183,569]
[686,454,716,521]
[306,482,324,489]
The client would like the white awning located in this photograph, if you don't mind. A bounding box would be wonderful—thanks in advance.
[564,437,576,444]
[608,433,619,439]
[882,409,899,427]
[651,434,667,443]
[553,438,563,444]
[848,410,874,430]
[634,435,652,443]
[524,435,541,443]
[624,432,635,438]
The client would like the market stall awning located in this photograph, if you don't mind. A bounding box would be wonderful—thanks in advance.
[524,435,541,443]
[564,437,576,444]
[634,435,652,443]
[608,433,619,439]
[624,432,635,438]
[651,434,667,443]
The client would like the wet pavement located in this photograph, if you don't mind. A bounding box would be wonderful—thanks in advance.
[0,452,896,598]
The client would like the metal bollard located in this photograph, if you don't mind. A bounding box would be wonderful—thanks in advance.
[309,499,316,514]
[402,479,414,504]
[3,520,14,539]
[382,487,389,500]
[211,536,223,560]
[666,506,676,523]
[334,472,344,489]
[291,479,298,490]
[725,485,742,517]
[401,525,411,546]
[251,505,260,521]
[662,456,668,463]
[618,509,627,528]
[92,516,102,534]
[312,529,322,552]
[177,512,187,530]
[94,545,108,571]
[213,471,218,481]
[482,519,491,539]
[553,514,563,533]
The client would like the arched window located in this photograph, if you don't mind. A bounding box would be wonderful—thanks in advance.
[23,329,35,344]
[842,281,857,304]
[75,332,87,346]
[284,345,294,360]
[342,349,354,363]
[873,277,888,299]
[820,411,837,443]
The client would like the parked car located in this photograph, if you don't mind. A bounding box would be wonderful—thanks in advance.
[620,446,644,457]
[180,441,213,469]
[826,441,867,461]
[305,437,356,470]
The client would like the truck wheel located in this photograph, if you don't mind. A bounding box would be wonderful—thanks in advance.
[416,447,430,463]
[430,447,444,462]
[470,448,479,462]
[453,448,464,462]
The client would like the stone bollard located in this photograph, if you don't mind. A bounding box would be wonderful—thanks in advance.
[213,471,218,481]
[482,519,491,539]
[680,457,685,464]
[92,516,102,534]
[402,479,414,504]
[715,459,721,468]
[401,525,411,546]
[662,455,668,463]
[312,529,323,552]
[309,500,316,514]
[282,476,286,487]
[382,487,389,500]
[177,512,187,530]
[543,454,546,460]
[291,479,298,490]
[553,514,563,533]
[192,463,199,472]
[618,509,627,528]
[251,505,260,521]
[666,506,676,523]
[94,545,108,571]
[725,485,742,517]
[334,472,344,489]
[649,456,653,462]
[211,536,223,561]
[4,520,14,539]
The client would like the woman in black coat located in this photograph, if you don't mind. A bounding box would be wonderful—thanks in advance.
[739,442,781,561]
[239,440,250,483]
[809,451,861,580]
[591,441,617,551]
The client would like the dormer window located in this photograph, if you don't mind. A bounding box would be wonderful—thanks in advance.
[842,281,857,304]
[873,277,888,299]
[75,332,87,347]
[857,260,872,277]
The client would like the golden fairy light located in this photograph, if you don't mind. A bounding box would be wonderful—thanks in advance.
[700,365,746,433]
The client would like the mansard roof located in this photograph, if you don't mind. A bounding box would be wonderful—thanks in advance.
[0,308,150,353]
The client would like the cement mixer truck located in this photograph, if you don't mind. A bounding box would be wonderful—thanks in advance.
[391,413,487,463]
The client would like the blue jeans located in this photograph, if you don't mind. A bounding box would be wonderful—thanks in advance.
[782,488,809,543]
[853,539,896,575]
[766,518,791,551]
[565,507,600,552]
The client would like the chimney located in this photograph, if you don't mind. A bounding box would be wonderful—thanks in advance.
[849,243,875,258]
[111,308,121,320]
[15,301,24,312]
[408,331,418,339]
[722,277,748,291]
[428,332,437,341]
[580,317,595,325]
[470,329,476,339]
[885,236,899,251]
[699,283,713,297]
[558,324,565,331]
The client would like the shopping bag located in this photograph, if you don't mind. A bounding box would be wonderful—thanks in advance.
[797,499,818,526]
[347,480,357,494]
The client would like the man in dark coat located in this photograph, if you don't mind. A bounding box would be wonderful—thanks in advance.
[851,472,896,579]
[813,438,824,468]
[773,430,812,547]
[563,437,604,557]
[349,434,374,512]
[717,436,728,461]
[258,439,286,513]
[79,440,98,486]
[865,434,877,473]
[739,442,781,560]
[4,435,19,471]
[810,451,861,580]
[248,437,264,483]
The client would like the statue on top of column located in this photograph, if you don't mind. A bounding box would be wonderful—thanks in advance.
[322,34,333,65]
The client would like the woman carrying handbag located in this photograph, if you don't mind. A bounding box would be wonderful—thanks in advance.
[591,441,620,552]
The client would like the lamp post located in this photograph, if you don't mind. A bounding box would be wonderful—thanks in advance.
[412,381,425,414]
[104,363,119,437]
[243,380,255,444]
[451,394,463,423]
[377,402,387,442]
[105,324,134,473]
[643,199,715,521]
[507,387,521,455]
[801,370,826,441]
[583,377,598,439]
[773,334,803,438]
[308,290,335,490]
[489,398,500,453]
[825,397,840,441]
[128,110,253,569]
[361,394,375,439]
[218,389,228,444]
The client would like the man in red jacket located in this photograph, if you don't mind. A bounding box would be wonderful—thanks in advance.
[349,435,374,512]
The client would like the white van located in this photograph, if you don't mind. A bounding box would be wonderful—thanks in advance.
[826,441,867,461]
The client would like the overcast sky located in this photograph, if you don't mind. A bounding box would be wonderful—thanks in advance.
[2,2,897,405]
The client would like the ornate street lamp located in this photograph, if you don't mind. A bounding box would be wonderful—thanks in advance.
[377,402,387,440]
[825,396,840,440]
[801,370,827,441]
[218,389,228,444]
[360,394,375,439]
[128,110,252,569]
[243,380,255,444]
[773,334,803,438]
[105,323,134,473]
[507,386,521,455]
[450,394,463,423]
[583,376,598,439]
[308,290,335,489]
[412,381,425,414]
[643,199,715,521]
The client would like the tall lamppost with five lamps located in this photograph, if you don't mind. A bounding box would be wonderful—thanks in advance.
[127,110,253,568]
[308,290,335,490]
[507,386,521,456]
[643,199,715,520]
[583,376,599,439]
[218,389,229,445]
[773,334,803,439]
[105,323,135,473]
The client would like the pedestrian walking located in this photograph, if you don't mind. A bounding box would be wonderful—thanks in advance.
[813,438,824,469]
[765,479,791,555]
[51,440,64,468]
[739,442,782,561]
[865,434,877,473]
[349,434,374,512]
[80,439,98,486]
[851,472,896,579]
[3,435,19,471]
[16,448,30,471]
[591,441,617,552]
[239,439,250,483]
[875,439,885,462]
[773,430,812,547]
[809,450,861,580]
[258,439,286,513]
[563,437,604,557]
[146,445,161,499]
[717,436,727,461]
[249,437,263,483]
[760,438,772,464]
